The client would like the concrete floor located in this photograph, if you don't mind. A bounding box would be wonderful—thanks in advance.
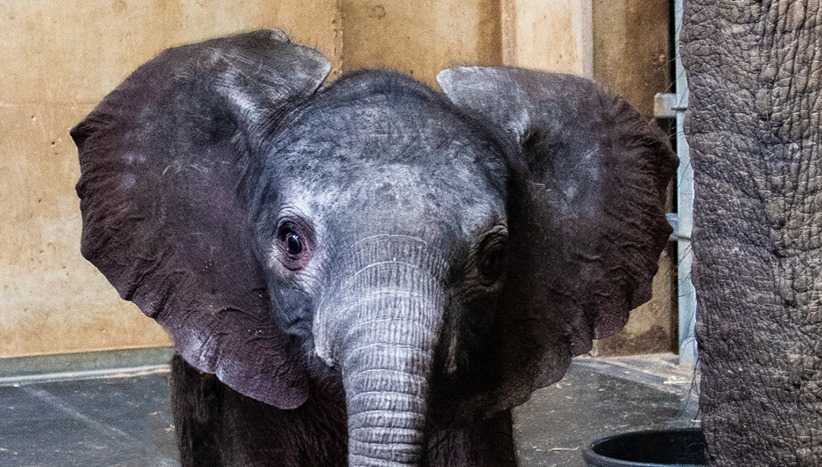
[0,355,698,467]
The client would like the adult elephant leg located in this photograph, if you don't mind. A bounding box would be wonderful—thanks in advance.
[682,1,822,464]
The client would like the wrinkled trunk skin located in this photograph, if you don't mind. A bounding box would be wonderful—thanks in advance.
[342,292,440,467]
[343,308,437,466]
[682,1,822,464]
[327,237,446,466]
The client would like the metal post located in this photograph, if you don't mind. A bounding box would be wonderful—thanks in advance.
[674,0,697,365]
[654,0,696,366]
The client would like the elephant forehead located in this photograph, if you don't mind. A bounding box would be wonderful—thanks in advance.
[282,161,504,238]
[264,75,512,237]
[273,78,510,177]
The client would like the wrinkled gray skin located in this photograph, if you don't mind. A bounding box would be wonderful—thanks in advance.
[682,1,822,464]
[72,30,674,466]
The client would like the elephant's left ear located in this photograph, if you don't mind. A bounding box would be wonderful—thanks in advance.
[437,67,675,412]
[71,30,330,409]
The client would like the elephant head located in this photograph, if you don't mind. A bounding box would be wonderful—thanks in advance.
[71,30,675,466]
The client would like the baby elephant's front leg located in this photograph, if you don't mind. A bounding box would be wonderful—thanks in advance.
[425,410,518,467]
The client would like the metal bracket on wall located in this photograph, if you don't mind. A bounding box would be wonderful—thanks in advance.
[654,92,687,120]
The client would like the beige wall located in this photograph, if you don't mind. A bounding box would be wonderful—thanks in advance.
[1,0,672,358]
[592,0,671,117]
[340,1,502,84]
[502,0,593,76]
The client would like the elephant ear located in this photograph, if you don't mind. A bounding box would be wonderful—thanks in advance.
[71,30,330,409]
[437,67,675,413]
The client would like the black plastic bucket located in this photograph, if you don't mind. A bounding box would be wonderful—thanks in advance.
[582,428,706,467]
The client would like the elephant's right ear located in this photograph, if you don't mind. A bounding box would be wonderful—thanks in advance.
[438,66,675,414]
[71,30,330,409]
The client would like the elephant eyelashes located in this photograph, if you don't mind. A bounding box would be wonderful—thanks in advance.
[276,220,313,270]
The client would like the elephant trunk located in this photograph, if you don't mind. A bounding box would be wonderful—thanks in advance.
[344,312,438,466]
[333,238,446,466]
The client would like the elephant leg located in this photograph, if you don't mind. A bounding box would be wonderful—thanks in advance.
[170,354,348,467]
[170,354,225,467]
[683,0,822,464]
[425,410,518,467]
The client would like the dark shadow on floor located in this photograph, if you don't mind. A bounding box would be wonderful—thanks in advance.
[0,357,698,467]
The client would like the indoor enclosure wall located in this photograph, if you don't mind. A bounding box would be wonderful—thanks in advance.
[0,0,673,361]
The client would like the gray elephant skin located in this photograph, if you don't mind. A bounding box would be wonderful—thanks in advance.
[682,1,822,465]
[71,30,674,466]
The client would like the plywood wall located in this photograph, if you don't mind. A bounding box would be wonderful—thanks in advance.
[340,0,502,83]
[501,0,593,76]
[0,0,671,358]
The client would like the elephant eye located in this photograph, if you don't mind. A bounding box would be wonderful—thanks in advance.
[276,221,312,270]
[478,228,508,285]
[285,231,303,255]
[480,247,504,279]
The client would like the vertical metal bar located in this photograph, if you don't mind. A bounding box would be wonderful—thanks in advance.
[675,0,697,365]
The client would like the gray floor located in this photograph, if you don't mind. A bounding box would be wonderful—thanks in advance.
[0,355,698,467]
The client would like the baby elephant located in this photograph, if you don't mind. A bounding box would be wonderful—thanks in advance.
[72,30,675,466]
